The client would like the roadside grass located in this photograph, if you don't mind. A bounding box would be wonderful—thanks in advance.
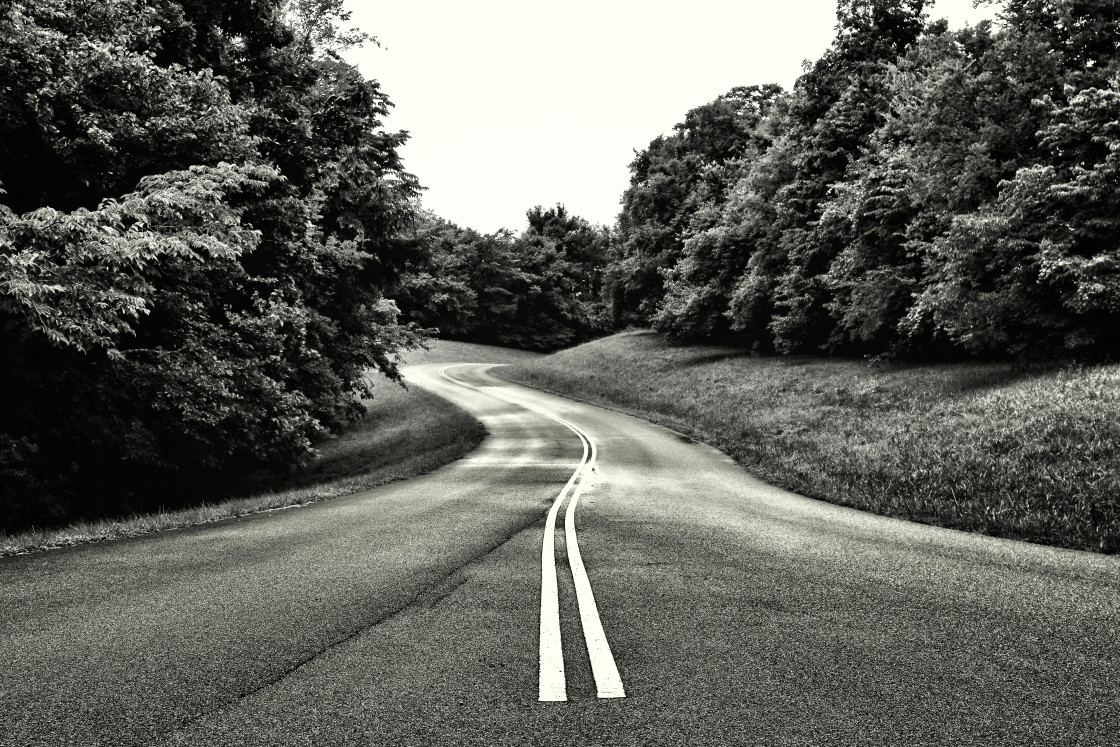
[497,330,1120,553]
[0,339,539,557]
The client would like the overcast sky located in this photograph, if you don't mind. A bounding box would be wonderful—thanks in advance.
[344,1,998,234]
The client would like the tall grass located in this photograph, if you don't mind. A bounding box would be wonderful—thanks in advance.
[1,340,540,557]
[498,331,1120,553]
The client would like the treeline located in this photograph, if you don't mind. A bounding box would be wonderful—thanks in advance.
[607,0,1120,359]
[393,205,610,351]
[0,0,423,528]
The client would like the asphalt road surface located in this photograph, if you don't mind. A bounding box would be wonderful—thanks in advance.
[1,363,1117,746]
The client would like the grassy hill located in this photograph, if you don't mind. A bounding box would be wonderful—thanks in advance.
[498,331,1120,553]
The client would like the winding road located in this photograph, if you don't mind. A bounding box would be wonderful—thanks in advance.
[1,363,1117,746]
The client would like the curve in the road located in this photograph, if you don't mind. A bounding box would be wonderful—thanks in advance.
[6,360,1119,745]
[439,364,625,701]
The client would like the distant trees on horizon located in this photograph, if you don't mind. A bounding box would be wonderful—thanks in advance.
[393,204,611,352]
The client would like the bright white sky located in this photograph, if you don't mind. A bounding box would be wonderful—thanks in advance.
[344,0,997,233]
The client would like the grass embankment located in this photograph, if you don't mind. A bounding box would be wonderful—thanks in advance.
[0,340,539,557]
[498,330,1120,553]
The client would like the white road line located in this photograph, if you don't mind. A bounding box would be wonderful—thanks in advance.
[537,440,583,702]
[438,364,626,702]
[564,438,626,699]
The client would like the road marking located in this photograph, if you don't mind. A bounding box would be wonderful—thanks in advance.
[564,442,626,699]
[438,365,626,702]
[537,438,583,702]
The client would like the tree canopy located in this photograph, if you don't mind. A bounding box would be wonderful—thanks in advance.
[606,0,1120,359]
[393,205,610,352]
[0,0,422,529]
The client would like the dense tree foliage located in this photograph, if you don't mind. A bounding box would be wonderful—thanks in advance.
[610,84,785,327]
[394,205,609,351]
[607,0,1120,360]
[0,0,422,529]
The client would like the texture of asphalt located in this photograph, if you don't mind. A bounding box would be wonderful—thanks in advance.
[1,362,1117,746]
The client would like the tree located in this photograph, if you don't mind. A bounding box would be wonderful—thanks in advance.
[525,203,610,304]
[758,0,927,352]
[394,205,609,352]
[0,0,423,530]
[651,88,788,342]
[283,0,372,57]
[604,0,1120,361]
[905,78,1120,354]
[611,85,785,327]
[815,22,1012,355]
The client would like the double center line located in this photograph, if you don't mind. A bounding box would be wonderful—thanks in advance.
[439,365,626,702]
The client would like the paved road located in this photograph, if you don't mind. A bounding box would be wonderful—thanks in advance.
[1,363,1117,746]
